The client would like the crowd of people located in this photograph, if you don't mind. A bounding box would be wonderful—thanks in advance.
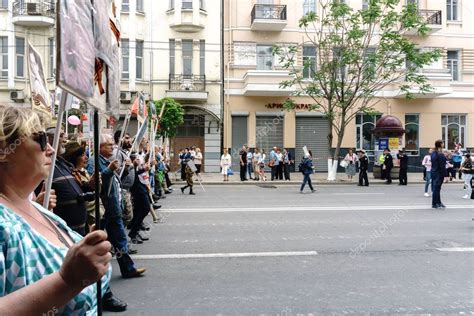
[0,106,183,313]
[0,105,472,314]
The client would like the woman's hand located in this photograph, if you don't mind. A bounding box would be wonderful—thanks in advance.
[35,185,57,210]
[59,230,112,290]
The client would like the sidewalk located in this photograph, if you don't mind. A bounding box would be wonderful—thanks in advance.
[171,172,466,186]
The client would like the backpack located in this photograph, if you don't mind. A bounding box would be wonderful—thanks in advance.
[298,160,305,173]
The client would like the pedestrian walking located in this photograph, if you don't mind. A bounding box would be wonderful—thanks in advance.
[383,149,393,184]
[460,153,473,199]
[299,153,315,193]
[422,149,433,197]
[397,148,408,185]
[431,140,447,209]
[283,148,292,181]
[239,145,248,181]
[180,159,196,195]
[220,148,232,182]
[358,149,369,186]
[344,148,358,181]
[452,145,463,180]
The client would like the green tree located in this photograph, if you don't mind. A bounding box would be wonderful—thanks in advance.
[273,0,441,180]
[151,97,184,139]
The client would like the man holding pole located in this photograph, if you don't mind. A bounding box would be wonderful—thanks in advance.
[88,134,146,279]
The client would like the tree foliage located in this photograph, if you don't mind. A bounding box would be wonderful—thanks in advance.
[273,0,441,164]
[151,97,184,138]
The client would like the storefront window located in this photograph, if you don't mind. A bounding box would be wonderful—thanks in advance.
[356,114,381,155]
[441,114,466,149]
[404,114,419,155]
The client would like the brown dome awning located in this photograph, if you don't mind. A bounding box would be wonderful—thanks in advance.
[373,115,405,137]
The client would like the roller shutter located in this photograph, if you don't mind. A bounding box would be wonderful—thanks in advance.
[295,117,329,172]
[232,116,248,166]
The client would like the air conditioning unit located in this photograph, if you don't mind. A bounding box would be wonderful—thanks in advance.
[10,91,25,102]
[120,91,132,103]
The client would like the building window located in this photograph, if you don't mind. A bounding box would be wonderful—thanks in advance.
[362,0,369,10]
[333,47,346,81]
[0,37,7,78]
[169,0,174,10]
[122,0,129,12]
[404,114,419,155]
[182,0,192,9]
[447,50,459,81]
[406,0,418,6]
[15,37,24,77]
[200,0,205,10]
[302,45,316,79]
[121,39,129,79]
[199,40,205,76]
[257,45,273,70]
[0,0,7,9]
[356,114,382,155]
[442,115,466,150]
[182,40,193,75]
[136,0,144,12]
[48,37,55,78]
[169,39,175,75]
[303,0,316,15]
[447,0,458,21]
[136,40,143,79]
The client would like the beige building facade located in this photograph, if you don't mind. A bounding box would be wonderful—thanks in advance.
[224,0,474,171]
[0,1,55,108]
[118,0,223,172]
[0,0,223,172]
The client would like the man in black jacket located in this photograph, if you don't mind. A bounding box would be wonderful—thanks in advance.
[383,148,393,184]
[397,148,409,185]
[358,149,369,186]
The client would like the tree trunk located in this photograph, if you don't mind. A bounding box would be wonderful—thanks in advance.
[327,129,344,181]
[326,120,336,181]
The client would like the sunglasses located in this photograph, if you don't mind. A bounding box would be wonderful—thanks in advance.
[32,131,48,151]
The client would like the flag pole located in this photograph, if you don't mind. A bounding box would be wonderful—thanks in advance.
[93,109,103,316]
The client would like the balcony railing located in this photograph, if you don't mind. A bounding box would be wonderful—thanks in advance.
[12,1,55,19]
[251,4,287,24]
[169,74,206,92]
[419,9,442,25]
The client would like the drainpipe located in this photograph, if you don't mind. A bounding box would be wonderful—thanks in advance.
[220,0,225,152]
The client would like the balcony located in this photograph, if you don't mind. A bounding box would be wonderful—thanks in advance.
[403,10,442,35]
[12,1,55,27]
[243,70,295,96]
[166,74,208,102]
[394,68,453,98]
[168,4,206,33]
[251,4,287,32]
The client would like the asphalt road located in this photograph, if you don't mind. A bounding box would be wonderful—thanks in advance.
[106,183,473,315]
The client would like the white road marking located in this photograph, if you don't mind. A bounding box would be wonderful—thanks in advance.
[130,251,318,260]
[436,247,474,252]
[163,205,473,213]
[326,193,386,195]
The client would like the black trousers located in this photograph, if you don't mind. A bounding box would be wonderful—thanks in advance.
[399,168,407,185]
[129,191,151,238]
[240,164,246,181]
[431,174,444,206]
[385,167,392,183]
[275,164,283,180]
[359,169,369,186]
[283,163,291,180]
[380,166,386,180]
[181,164,186,180]
[271,166,276,180]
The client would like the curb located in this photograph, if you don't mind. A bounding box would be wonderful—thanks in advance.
[172,181,465,186]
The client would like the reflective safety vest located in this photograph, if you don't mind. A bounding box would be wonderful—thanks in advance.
[378,154,385,164]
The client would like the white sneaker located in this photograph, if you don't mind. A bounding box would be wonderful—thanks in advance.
[424,193,430,197]
[462,195,469,199]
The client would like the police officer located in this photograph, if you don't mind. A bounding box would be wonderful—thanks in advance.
[358,149,369,186]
